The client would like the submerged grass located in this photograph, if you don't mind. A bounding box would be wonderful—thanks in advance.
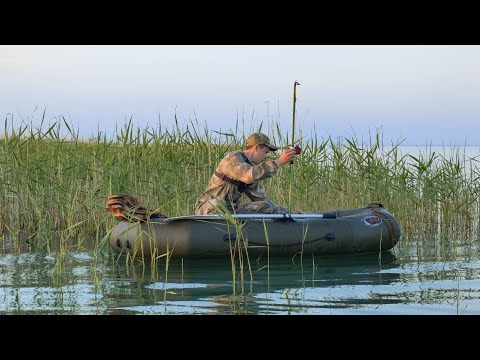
[1,114,479,256]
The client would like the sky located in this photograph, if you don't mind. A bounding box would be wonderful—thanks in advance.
[1,45,480,145]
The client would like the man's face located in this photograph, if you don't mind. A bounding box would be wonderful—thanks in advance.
[251,144,271,164]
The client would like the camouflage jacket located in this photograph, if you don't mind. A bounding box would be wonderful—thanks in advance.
[194,150,287,214]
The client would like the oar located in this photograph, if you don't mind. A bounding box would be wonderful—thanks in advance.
[216,213,336,219]
[164,212,337,222]
[288,80,300,214]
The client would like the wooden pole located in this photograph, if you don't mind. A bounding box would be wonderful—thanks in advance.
[288,80,300,214]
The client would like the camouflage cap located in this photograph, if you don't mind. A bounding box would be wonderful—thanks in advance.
[245,132,279,151]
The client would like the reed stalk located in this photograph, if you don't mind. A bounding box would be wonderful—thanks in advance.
[1,114,479,260]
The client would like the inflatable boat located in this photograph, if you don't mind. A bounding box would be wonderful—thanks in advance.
[109,202,401,259]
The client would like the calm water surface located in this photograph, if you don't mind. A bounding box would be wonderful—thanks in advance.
[1,240,480,315]
[1,147,479,315]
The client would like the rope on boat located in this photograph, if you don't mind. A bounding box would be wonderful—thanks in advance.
[370,207,399,242]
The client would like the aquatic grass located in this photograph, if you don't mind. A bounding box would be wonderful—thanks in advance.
[262,220,270,293]
[1,113,479,262]
[299,224,309,287]
[212,201,254,296]
[92,227,115,287]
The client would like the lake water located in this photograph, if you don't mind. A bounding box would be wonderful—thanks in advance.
[1,145,479,315]
[1,240,479,315]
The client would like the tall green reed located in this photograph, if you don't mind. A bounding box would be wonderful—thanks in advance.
[1,114,479,258]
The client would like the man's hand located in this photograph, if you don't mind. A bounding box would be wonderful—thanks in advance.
[275,148,298,167]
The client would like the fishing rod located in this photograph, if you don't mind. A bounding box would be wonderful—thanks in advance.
[288,80,300,214]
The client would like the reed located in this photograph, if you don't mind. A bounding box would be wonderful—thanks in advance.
[212,201,254,296]
[1,114,479,259]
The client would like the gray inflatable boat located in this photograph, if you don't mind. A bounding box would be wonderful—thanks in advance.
[109,203,400,259]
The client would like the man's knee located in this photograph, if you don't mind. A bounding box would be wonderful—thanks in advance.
[196,199,229,215]
[237,201,274,214]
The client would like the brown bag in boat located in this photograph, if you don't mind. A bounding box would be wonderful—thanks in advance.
[106,194,167,223]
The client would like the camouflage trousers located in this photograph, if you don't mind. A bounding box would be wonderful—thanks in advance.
[195,198,288,215]
[236,201,287,214]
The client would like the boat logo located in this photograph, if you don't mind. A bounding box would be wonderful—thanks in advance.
[361,215,382,227]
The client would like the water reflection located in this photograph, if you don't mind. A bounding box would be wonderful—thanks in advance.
[110,252,402,315]
[1,246,480,314]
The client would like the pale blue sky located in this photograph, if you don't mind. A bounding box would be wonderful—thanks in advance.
[1,45,479,145]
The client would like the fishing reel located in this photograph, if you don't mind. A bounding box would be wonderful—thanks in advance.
[289,145,301,164]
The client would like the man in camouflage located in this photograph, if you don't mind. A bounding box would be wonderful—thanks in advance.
[194,132,299,215]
